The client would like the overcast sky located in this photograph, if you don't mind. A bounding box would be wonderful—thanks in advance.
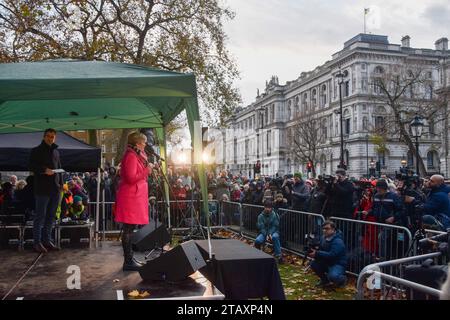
[223,0,450,106]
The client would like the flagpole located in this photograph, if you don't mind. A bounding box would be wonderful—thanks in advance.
[364,9,366,34]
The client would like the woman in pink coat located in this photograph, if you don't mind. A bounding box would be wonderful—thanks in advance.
[115,131,153,271]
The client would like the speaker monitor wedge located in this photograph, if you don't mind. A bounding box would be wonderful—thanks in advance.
[139,240,206,282]
[132,220,171,252]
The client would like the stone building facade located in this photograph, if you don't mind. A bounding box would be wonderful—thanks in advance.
[221,34,450,178]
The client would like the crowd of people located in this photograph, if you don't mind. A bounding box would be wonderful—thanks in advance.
[176,168,450,234]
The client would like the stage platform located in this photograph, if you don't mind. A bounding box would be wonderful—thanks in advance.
[0,242,223,300]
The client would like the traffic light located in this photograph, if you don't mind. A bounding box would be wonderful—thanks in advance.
[307,161,312,173]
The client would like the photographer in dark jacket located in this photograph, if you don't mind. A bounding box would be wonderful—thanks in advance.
[291,172,310,211]
[328,169,354,219]
[29,129,62,253]
[308,220,348,288]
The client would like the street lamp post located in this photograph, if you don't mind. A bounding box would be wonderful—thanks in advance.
[410,114,424,176]
[335,69,348,170]
[366,134,369,178]
[369,159,376,178]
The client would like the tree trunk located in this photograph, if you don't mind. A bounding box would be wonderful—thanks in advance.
[87,129,98,146]
[393,109,427,176]
[115,129,132,165]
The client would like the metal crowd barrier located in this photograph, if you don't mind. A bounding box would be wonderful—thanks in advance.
[330,217,413,275]
[356,252,445,300]
[88,199,221,234]
[240,203,264,236]
[224,202,326,257]
[278,209,325,253]
[220,201,242,232]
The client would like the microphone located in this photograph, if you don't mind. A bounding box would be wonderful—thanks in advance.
[144,143,165,162]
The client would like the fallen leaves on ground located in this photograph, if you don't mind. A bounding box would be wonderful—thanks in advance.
[127,290,151,299]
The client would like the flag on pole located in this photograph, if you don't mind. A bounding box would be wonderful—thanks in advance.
[363,6,381,33]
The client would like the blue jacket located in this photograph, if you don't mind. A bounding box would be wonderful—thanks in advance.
[370,191,403,223]
[315,230,347,268]
[257,210,280,236]
[423,184,450,217]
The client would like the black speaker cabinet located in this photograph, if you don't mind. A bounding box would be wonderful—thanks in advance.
[132,220,171,252]
[139,240,206,282]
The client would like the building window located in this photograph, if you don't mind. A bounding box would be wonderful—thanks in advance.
[361,78,368,92]
[374,66,384,74]
[271,104,275,122]
[378,151,386,167]
[101,144,106,153]
[344,150,350,169]
[363,116,369,130]
[429,119,435,136]
[312,89,317,107]
[302,93,308,112]
[112,143,117,153]
[320,154,327,171]
[344,81,350,97]
[375,116,385,131]
[407,151,414,167]
[344,118,351,135]
[267,130,271,157]
[427,151,438,169]
[321,84,327,107]
[426,84,433,100]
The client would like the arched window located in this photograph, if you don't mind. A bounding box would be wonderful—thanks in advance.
[302,93,308,112]
[312,89,317,108]
[374,66,384,74]
[321,84,327,107]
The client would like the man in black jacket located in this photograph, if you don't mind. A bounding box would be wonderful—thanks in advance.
[327,169,355,219]
[29,129,63,253]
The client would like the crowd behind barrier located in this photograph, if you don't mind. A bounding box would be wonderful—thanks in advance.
[1,166,450,297]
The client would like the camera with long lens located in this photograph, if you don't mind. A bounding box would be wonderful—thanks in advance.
[302,233,320,265]
[417,229,450,257]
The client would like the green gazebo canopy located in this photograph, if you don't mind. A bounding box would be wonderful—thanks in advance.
[0,59,208,224]
[0,59,199,131]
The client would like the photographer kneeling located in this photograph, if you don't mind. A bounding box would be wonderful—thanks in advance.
[254,200,282,263]
[308,221,348,288]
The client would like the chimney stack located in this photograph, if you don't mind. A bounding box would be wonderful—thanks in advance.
[435,37,449,51]
[401,35,411,48]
